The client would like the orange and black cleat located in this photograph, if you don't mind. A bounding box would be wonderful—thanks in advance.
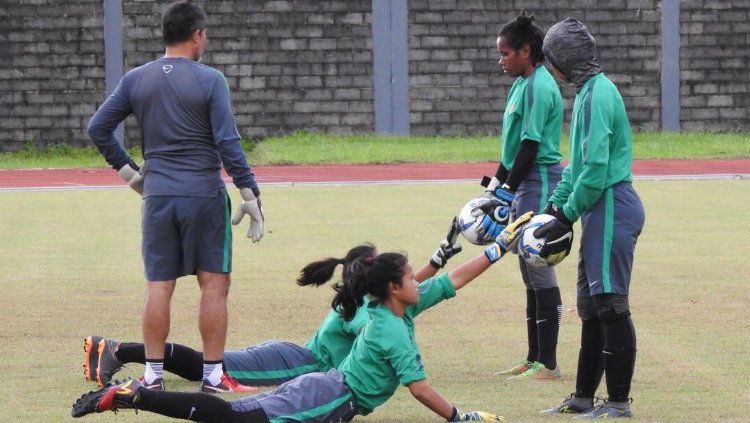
[96,338,123,387]
[71,378,142,418]
[83,336,104,383]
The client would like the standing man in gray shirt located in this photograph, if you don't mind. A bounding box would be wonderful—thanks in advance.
[85,0,264,393]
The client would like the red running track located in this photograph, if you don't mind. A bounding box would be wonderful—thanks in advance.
[0,159,748,189]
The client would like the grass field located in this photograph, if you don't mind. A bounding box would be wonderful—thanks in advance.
[1,131,748,169]
[1,180,748,422]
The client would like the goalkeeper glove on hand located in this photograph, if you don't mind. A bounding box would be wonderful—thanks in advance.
[231,187,265,242]
[471,198,510,243]
[449,406,507,422]
[480,176,501,199]
[479,177,516,207]
[484,211,534,263]
[430,217,463,268]
[116,160,144,195]
[534,203,573,258]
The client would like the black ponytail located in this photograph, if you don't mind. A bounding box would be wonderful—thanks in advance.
[332,255,373,321]
[296,257,344,287]
[498,12,545,66]
[296,243,376,287]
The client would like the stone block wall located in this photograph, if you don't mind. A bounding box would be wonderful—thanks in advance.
[0,0,747,151]
[679,0,749,131]
[408,0,663,136]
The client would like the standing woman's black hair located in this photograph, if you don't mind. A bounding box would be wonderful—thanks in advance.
[296,243,377,322]
[498,12,545,66]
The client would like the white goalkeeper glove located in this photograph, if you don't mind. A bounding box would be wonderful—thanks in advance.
[430,217,462,268]
[231,187,264,242]
[116,161,143,195]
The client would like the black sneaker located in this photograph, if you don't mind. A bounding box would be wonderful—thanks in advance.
[83,336,103,382]
[96,338,123,387]
[138,376,165,391]
[71,378,142,418]
[575,399,632,419]
[540,393,595,415]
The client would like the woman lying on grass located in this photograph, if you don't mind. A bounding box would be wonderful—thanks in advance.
[84,224,463,390]
[72,212,533,423]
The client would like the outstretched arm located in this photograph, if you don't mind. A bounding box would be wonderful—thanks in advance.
[408,380,506,422]
[408,380,454,420]
[448,211,534,291]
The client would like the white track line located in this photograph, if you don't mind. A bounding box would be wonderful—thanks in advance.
[0,173,746,193]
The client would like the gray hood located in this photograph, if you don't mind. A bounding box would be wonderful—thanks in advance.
[542,18,602,91]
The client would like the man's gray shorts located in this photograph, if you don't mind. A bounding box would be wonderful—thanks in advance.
[231,369,359,422]
[224,341,322,386]
[142,191,231,281]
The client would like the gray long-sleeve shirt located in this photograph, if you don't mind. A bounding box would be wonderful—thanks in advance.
[87,57,258,198]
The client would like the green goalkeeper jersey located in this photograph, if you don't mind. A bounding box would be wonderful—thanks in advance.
[549,73,634,222]
[501,65,563,169]
[305,296,370,371]
[339,273,456,415]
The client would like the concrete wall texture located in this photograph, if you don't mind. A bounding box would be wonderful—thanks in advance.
[1,0,747,151]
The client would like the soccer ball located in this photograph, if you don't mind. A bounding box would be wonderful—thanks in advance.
[519,213,572,267]
[456,197,495,245]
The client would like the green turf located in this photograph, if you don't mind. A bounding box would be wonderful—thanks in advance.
[1,180,748,422]
[1,131,748,169]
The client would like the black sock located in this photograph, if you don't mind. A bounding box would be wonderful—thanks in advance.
[525,289,538,363]
[116,343,204,382]
[535,287,562,369]
[115,342,145,364]
[575,318,605,398]
[603,315,637,402]
[137,388,269,423]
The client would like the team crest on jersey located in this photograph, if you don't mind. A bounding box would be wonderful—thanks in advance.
[162,65,173,74]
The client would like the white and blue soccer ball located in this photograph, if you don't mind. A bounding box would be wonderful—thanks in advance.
[456,197,495,245]
[519,213,571,267]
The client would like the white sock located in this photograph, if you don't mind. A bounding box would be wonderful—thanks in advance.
[144,360,163,384]
[203,361,223,385]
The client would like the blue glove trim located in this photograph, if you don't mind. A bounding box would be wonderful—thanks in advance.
[480,216,504,240]
[484,244,504,263]
[493,187,515,205]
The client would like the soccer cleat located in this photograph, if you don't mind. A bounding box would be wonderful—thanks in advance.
[493,360,532,376]
[201,373,258,394]
[83,336,104,382]
[96,338,123,387]
[574,399,632,419]
[506,361,561,381]
[71,378,142,418]
[138,376,165,391]
[540,393,595,415]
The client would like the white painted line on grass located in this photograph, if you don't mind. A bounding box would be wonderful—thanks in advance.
[0,173,746,193]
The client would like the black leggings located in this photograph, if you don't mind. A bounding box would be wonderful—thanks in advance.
[117,342,204,381]
[137,388,268,423]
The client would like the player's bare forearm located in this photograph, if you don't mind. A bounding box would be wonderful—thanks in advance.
[448,254,493,291]
[414,263,439,283]
[408,380,454,420]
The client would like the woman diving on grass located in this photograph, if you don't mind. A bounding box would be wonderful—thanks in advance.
[72,212,534,422]
[84,227,464,390]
